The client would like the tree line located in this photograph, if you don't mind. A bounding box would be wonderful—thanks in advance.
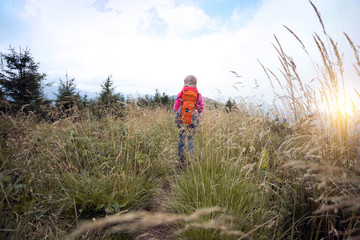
[0,47,175,120]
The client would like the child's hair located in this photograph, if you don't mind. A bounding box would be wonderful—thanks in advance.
[184,75,197,87]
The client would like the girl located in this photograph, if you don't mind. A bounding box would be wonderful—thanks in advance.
[173,75,205,164]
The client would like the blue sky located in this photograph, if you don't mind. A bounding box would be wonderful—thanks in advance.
[1,0,360,103]
[0,0,28,43]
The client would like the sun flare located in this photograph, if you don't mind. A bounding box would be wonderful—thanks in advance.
[325,95,358,119]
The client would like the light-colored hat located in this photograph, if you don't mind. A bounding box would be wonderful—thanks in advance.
[184,75,197,87]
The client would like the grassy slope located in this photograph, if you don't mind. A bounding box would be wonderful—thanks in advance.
[1,105,359,239]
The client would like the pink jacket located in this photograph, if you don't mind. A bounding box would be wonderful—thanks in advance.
[173,88,205,114]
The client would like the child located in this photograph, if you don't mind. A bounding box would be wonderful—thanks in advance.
[173,75,205,164]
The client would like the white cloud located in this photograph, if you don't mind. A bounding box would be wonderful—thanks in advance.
[19,0,360,103]
[157,5,211,36]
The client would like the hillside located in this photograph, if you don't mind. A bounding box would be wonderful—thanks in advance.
[1,102,360,239]
[203,97,224,109]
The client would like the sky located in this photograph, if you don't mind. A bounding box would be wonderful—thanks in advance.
[1,0,360,103]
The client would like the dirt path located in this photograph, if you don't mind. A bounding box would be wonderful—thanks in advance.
[134,176,175,240]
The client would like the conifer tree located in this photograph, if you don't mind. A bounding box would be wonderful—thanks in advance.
[0,88,6,113]
[153,89,161,104]
[225,98,235,112]
[160,92,170,106]
[97,75,125,117]
[98,75,124,106]
[0,46,47,113]
[55,73,82,113]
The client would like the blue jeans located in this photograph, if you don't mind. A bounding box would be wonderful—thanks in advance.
[178,127,195,163]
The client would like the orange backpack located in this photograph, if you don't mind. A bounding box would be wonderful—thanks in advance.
[176,86,199,125]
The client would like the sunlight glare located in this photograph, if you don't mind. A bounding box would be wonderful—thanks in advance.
[328,94,358,119]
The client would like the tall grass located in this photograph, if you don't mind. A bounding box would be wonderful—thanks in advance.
[1,99,360,239]
[256,1,360,238]
[165,110,281,239]
[0,108,176,239]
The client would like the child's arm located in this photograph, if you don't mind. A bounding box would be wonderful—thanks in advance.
[197,93,205,114]
[173,91,183,112]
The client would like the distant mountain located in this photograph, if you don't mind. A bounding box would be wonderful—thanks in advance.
[43,85,98,100]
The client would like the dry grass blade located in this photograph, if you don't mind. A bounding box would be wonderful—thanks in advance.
[283,25,308,54]
[313,33,337,82]
[230,70,242,78]
[329,36,343,73]
[67,207,222,239]
[309,0,326,35]
[178,220,247,237]
[344,32,360,76]
[267,68,284,90]
[237,216,278,240]
[284,161,346,181]
[257,58,279,91]
[314,197,360,214]
[354,89,360,98]
[344,32,359,61]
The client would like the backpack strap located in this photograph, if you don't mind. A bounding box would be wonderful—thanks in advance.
[194,90,199,106]
[182,87,186,97]
[192,92,199,124]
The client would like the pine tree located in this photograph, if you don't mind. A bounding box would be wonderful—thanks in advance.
[153,89,161,104]
[0,46,47,113]
[225,98,235,112]
[97,75,125,117]
[0,87,6,113]
[160,92,170,106]
[99,75,117,105]
[55,73,82,113]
